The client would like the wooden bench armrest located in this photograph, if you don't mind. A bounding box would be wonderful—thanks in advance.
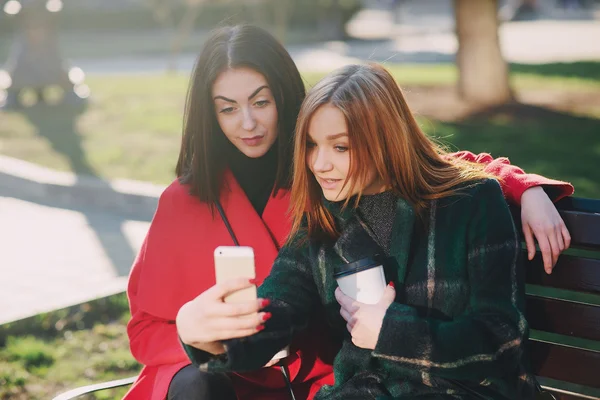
[51,375,138,400]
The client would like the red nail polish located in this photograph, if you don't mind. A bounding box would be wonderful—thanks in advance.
[262,312,272,322]
[260,299,271,308]
[249,278,258,285]
[389,282,395,288]
[257,325,265,331]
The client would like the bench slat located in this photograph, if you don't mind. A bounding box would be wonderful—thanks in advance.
[52,375,137,400]
[555,197,600,214]
[525,253,600,295]
[550,393,591,400]
[549,392,594,400]
[537,376,600,400]
[559,210,600,249]
[511,199,600,250]
[526,296,600,341]
[529,340,600,388]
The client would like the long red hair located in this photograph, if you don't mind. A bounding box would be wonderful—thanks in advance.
[289,63,493,240]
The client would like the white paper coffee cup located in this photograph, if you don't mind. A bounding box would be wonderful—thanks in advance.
[334,257,386,304]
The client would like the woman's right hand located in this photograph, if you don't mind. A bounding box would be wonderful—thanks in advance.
[521,186,571,274]
[176,278,271,355]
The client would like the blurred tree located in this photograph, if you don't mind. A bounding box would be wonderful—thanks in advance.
[318,0,345,41]
[146,0,176,29]
[273,0,290,44]
[1,0,89,109]
[454,0,512,105]
[138,0,359,71]
[168,0,203,72]
[141,0,203,72]
[242,0,269,28]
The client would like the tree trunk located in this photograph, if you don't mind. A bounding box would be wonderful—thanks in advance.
[328,0,345,41]
[454,0,512,105]
[168,2,202,73]
[317,0,345,41]
[147,0,175,29]
[246,0,267,27]
[274,0,290,45]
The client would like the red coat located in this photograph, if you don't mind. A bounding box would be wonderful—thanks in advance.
[124,154,573,400]
[124,171,336,400]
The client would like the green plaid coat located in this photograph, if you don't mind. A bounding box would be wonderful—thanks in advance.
[185,179,535,399]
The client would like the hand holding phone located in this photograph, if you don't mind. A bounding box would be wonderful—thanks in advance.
[214,246,289,363]
[176,277,267,353]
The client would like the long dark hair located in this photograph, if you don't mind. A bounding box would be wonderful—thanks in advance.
[175,24,306,206]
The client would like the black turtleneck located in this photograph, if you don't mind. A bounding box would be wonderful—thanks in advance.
[227,142,278,216]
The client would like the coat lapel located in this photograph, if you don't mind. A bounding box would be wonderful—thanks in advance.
[388,197,416,286]
[220,171,289,283]
[261,188,292,248]
[330,204,383,265]
[328,196,416,287]
[136,174,291,320]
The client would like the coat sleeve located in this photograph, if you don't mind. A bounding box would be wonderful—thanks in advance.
[373,179,527,382]
[184,234,319,372]
[446,151,574,205]
[126,190,190,367]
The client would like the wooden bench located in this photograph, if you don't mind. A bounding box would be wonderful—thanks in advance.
[515,196,600,400]
[52,196,600,400]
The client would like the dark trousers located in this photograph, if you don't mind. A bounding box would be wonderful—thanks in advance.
[167,365,238,400]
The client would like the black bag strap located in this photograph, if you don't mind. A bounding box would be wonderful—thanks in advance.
[215,200,239,246]
[215,200,296,400]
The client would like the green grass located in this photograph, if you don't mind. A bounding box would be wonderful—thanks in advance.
[0,74,188,184]
[0,294,136,400]
[511,61,600,82]
[3,336,56,371]
[0,326,136,399]
[303,62,600,90]
[421,107,600,198]
[1,62,599,199]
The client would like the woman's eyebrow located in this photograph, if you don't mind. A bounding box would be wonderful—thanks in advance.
[213,95,236,103]
[213,85,270,103]
[248,85,269,100]
[326,132,348,140]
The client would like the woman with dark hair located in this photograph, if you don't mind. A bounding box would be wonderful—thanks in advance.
[174,24,304,205]
[180,63,538,399]
[127,25,572,400]
[125,24,335,400]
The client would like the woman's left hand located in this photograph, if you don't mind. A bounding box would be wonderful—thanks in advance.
[335,284,396,350]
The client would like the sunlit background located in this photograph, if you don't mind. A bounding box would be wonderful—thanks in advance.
[0,0,599,399]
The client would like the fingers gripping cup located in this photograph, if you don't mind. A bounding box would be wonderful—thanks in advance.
[334,257,387,304]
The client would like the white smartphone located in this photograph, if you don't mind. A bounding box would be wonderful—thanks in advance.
[215,246,289,362]
[214,246,257,304]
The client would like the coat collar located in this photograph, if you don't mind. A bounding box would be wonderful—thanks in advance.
[220,169,291,250]
[136,172,291,320]
[325,195,416,285]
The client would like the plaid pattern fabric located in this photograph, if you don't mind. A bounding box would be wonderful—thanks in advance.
[186,179,535,399]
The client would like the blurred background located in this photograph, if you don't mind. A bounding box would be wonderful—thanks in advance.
[0,0,599,398]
